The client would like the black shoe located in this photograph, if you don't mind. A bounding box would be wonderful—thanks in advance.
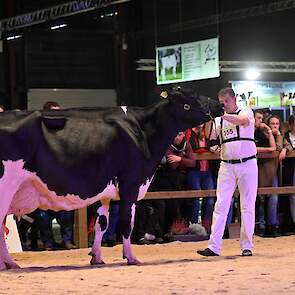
[242,249,252,256]
[163,233,174,243]
[64,241,77,250]
[44,245,54,251]
[197,248,219,257]
[137,238,150,245]
[269,225,280,238]
[255,224,265,237]
[154,237,164,244]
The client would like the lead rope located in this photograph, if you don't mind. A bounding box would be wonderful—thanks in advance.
[205,97,219,143]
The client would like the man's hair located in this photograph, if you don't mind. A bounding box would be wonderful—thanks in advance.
[289,114,295,126]
[218,87,235,98]
[254,109,264,116]
[43,101,60,110]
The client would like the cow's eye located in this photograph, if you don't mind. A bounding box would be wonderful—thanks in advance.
[184,104,190,111]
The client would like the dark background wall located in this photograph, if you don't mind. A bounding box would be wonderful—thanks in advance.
[1,0,295,109]
[0,1,7,106]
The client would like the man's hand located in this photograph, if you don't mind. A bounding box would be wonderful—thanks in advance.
[259,123,271,132]
[167,154,182,163]
[272,129,281,136]
[209,145,221,154]
[279,148,287,161]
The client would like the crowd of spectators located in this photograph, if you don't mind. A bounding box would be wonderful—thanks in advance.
[130,109,295,245]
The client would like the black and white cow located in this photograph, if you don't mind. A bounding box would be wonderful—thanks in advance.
[0,87,222,270]
[160,48,181,80]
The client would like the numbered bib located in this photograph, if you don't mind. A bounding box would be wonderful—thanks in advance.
[221,125,238,140]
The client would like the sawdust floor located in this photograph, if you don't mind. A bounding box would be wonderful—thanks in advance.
[1,235,295,294]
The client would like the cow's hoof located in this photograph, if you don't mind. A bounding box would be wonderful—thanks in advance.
[127,258,141,266]
[90,256,105,265]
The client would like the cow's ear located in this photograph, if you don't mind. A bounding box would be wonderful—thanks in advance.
[42,116,66,130]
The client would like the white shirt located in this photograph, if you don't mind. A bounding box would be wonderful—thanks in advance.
[211,107,257,160]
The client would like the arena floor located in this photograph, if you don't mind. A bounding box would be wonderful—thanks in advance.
[1,235,295,294]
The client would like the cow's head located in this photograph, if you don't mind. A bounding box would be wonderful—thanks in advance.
[165,86,223,128]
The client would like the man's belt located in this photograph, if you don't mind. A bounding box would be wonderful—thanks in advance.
[221,155,256,164]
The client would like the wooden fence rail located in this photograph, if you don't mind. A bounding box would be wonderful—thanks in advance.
[74,151,295,248]
[145,186,295,199]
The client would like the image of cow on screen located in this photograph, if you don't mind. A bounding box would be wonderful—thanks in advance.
[158,47,182,82]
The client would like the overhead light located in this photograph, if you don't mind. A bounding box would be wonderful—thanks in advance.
[99,11,118,19]
[50,23,67,30]
[6,34,22,41]
[245,68,261,80]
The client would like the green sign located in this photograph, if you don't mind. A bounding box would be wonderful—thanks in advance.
[156,38,220,85]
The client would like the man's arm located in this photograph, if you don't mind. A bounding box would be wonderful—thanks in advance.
[256,123,276,153]
[166,142,196,168]
[221,112,249,126]
[279,137,293,161]
[165,147,179,169]
[209,118,220,141]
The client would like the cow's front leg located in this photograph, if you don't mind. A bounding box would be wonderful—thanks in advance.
[121,202,140,265]
[0,223,20,270]
[89,199,110,265]
[160,68,166,81]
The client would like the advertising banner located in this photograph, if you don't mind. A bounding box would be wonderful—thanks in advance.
[156,37,220,85]
[231,81,295,108]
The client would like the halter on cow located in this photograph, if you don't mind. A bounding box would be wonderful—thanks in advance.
[0,86,223,270]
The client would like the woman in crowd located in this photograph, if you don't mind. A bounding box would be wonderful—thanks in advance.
[254,110,276,236]
[263,115,284,236]
[185,123,216,233]
[279,115,295,232]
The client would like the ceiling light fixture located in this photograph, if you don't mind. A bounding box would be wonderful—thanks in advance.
[6,34,22,41]
[245,68,261,80]
[50,23,68,30]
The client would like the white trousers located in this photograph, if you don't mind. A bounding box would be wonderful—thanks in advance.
[208,158,258,254]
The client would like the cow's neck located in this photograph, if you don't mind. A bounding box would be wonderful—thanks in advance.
[138,100,181,166]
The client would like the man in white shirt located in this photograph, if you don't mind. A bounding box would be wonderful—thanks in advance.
[197,87,258,257]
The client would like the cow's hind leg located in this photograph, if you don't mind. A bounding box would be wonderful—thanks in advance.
[172,65,177,77]
[0,193,20,270]
[89,199,110,265]
[0,223,20,270]
[121,200,140,265]
[0,160,31,270]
